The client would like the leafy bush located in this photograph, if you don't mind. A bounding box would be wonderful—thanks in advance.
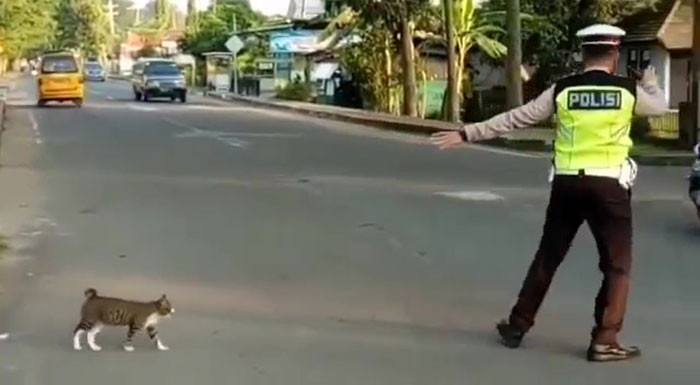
[276,82,313,102]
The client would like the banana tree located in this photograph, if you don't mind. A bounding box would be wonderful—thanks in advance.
[452,0,508,107]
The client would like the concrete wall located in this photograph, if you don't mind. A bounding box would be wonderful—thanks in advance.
[670,56,692,108]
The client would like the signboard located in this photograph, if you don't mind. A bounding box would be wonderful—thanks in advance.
[270,30,320,54]
[225,36,244,54]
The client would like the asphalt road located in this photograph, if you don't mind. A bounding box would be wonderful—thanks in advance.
[0,76,698,384]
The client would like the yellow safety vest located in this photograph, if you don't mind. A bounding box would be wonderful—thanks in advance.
[553,71,636,170]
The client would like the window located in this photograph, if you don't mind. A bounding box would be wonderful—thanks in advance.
[41,56,78,74]
[627,48,651,77]
[144,63,180,76]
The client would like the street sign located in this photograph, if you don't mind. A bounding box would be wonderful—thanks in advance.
[225,36,244,54]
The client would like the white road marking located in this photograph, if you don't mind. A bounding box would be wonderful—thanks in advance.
[106,96,114,101]
[127,104,158,112]
[164,117,249,148]
[222,132,301,138]
[435,191,505,201]
[28,111,38,132]
[28,111,42,144]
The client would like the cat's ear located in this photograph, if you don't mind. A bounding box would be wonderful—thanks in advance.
[159,294,167,302]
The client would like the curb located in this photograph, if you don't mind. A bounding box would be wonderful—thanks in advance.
[0,84,8,134]
[205,92,694,166]
[206,91,456,136]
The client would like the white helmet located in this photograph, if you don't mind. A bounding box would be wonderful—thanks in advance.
[576,24,626,46]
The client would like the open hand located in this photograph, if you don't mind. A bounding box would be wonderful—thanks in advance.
[642,65,658,88]
[430,130,465,150]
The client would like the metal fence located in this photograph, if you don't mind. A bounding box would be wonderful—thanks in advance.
[648,110,680,140]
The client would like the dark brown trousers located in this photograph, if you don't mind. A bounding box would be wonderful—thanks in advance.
[509,175,632,345]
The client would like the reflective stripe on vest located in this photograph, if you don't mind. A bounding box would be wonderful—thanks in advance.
[554,85,635,170]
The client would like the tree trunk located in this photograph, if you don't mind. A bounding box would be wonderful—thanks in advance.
[506,0,523,108]
[692,0,700,144]
[444,0,459,122]
[400,8,418,117]
[384,36,395,114]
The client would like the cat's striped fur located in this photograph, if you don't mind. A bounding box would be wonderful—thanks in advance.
[73,288,174,352]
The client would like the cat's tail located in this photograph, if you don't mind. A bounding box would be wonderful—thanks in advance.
[84,288,98,299]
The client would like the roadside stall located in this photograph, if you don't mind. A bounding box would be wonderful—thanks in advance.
[202,52,234,94]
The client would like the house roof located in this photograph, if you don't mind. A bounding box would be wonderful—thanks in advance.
[660,0,693,50]
[617,0,692,50]
[618,0,677,43]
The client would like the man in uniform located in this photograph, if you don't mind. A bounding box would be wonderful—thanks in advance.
[430,24,667,362]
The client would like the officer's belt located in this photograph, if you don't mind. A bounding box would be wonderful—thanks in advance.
[555,167,621,179]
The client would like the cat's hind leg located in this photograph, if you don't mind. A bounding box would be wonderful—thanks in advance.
[123,323,140,352]
[73,320,93,351]
[86,324,103,351]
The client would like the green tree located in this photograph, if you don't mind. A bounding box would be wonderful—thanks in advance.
[114,0,137,30]
[328,0,433,117]
[482,0,660,90]
[320,6,399,113]
[0,0,56,63]
[186,0,197,29]
[55,0,110,58]
[181,3,265,56]
[155,0,176,30]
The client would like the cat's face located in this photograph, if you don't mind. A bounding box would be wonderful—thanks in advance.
[156,295,174,316]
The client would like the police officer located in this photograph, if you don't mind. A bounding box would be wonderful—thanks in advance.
[431,24,667,362]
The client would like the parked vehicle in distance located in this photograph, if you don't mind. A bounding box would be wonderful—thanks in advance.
[37,51,84,107]
[83,61,106,82]
[131,59,187,103]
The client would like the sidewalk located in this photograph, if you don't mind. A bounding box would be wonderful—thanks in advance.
[0,72,20,132]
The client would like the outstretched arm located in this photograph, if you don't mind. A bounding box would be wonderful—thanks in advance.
[431,86,555,149]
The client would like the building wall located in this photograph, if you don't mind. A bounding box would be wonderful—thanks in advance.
[619,43,671,104]
[670,55,691,108]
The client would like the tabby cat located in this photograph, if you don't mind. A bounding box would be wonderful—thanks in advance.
[73,288,174,352]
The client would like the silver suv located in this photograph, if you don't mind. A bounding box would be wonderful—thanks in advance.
[131,59,187,102]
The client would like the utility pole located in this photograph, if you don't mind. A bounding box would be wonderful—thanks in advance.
[506,0,523,108]
[233,13,238,95]
[443,0,459,122]
[693,0,700,144]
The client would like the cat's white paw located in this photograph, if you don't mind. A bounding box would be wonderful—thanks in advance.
[73,344,83,351]
[157,343,169,351]
[123,345,135,352]
[89,344,102,352]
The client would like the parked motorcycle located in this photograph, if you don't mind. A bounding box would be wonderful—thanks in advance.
[690,144,700,220]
